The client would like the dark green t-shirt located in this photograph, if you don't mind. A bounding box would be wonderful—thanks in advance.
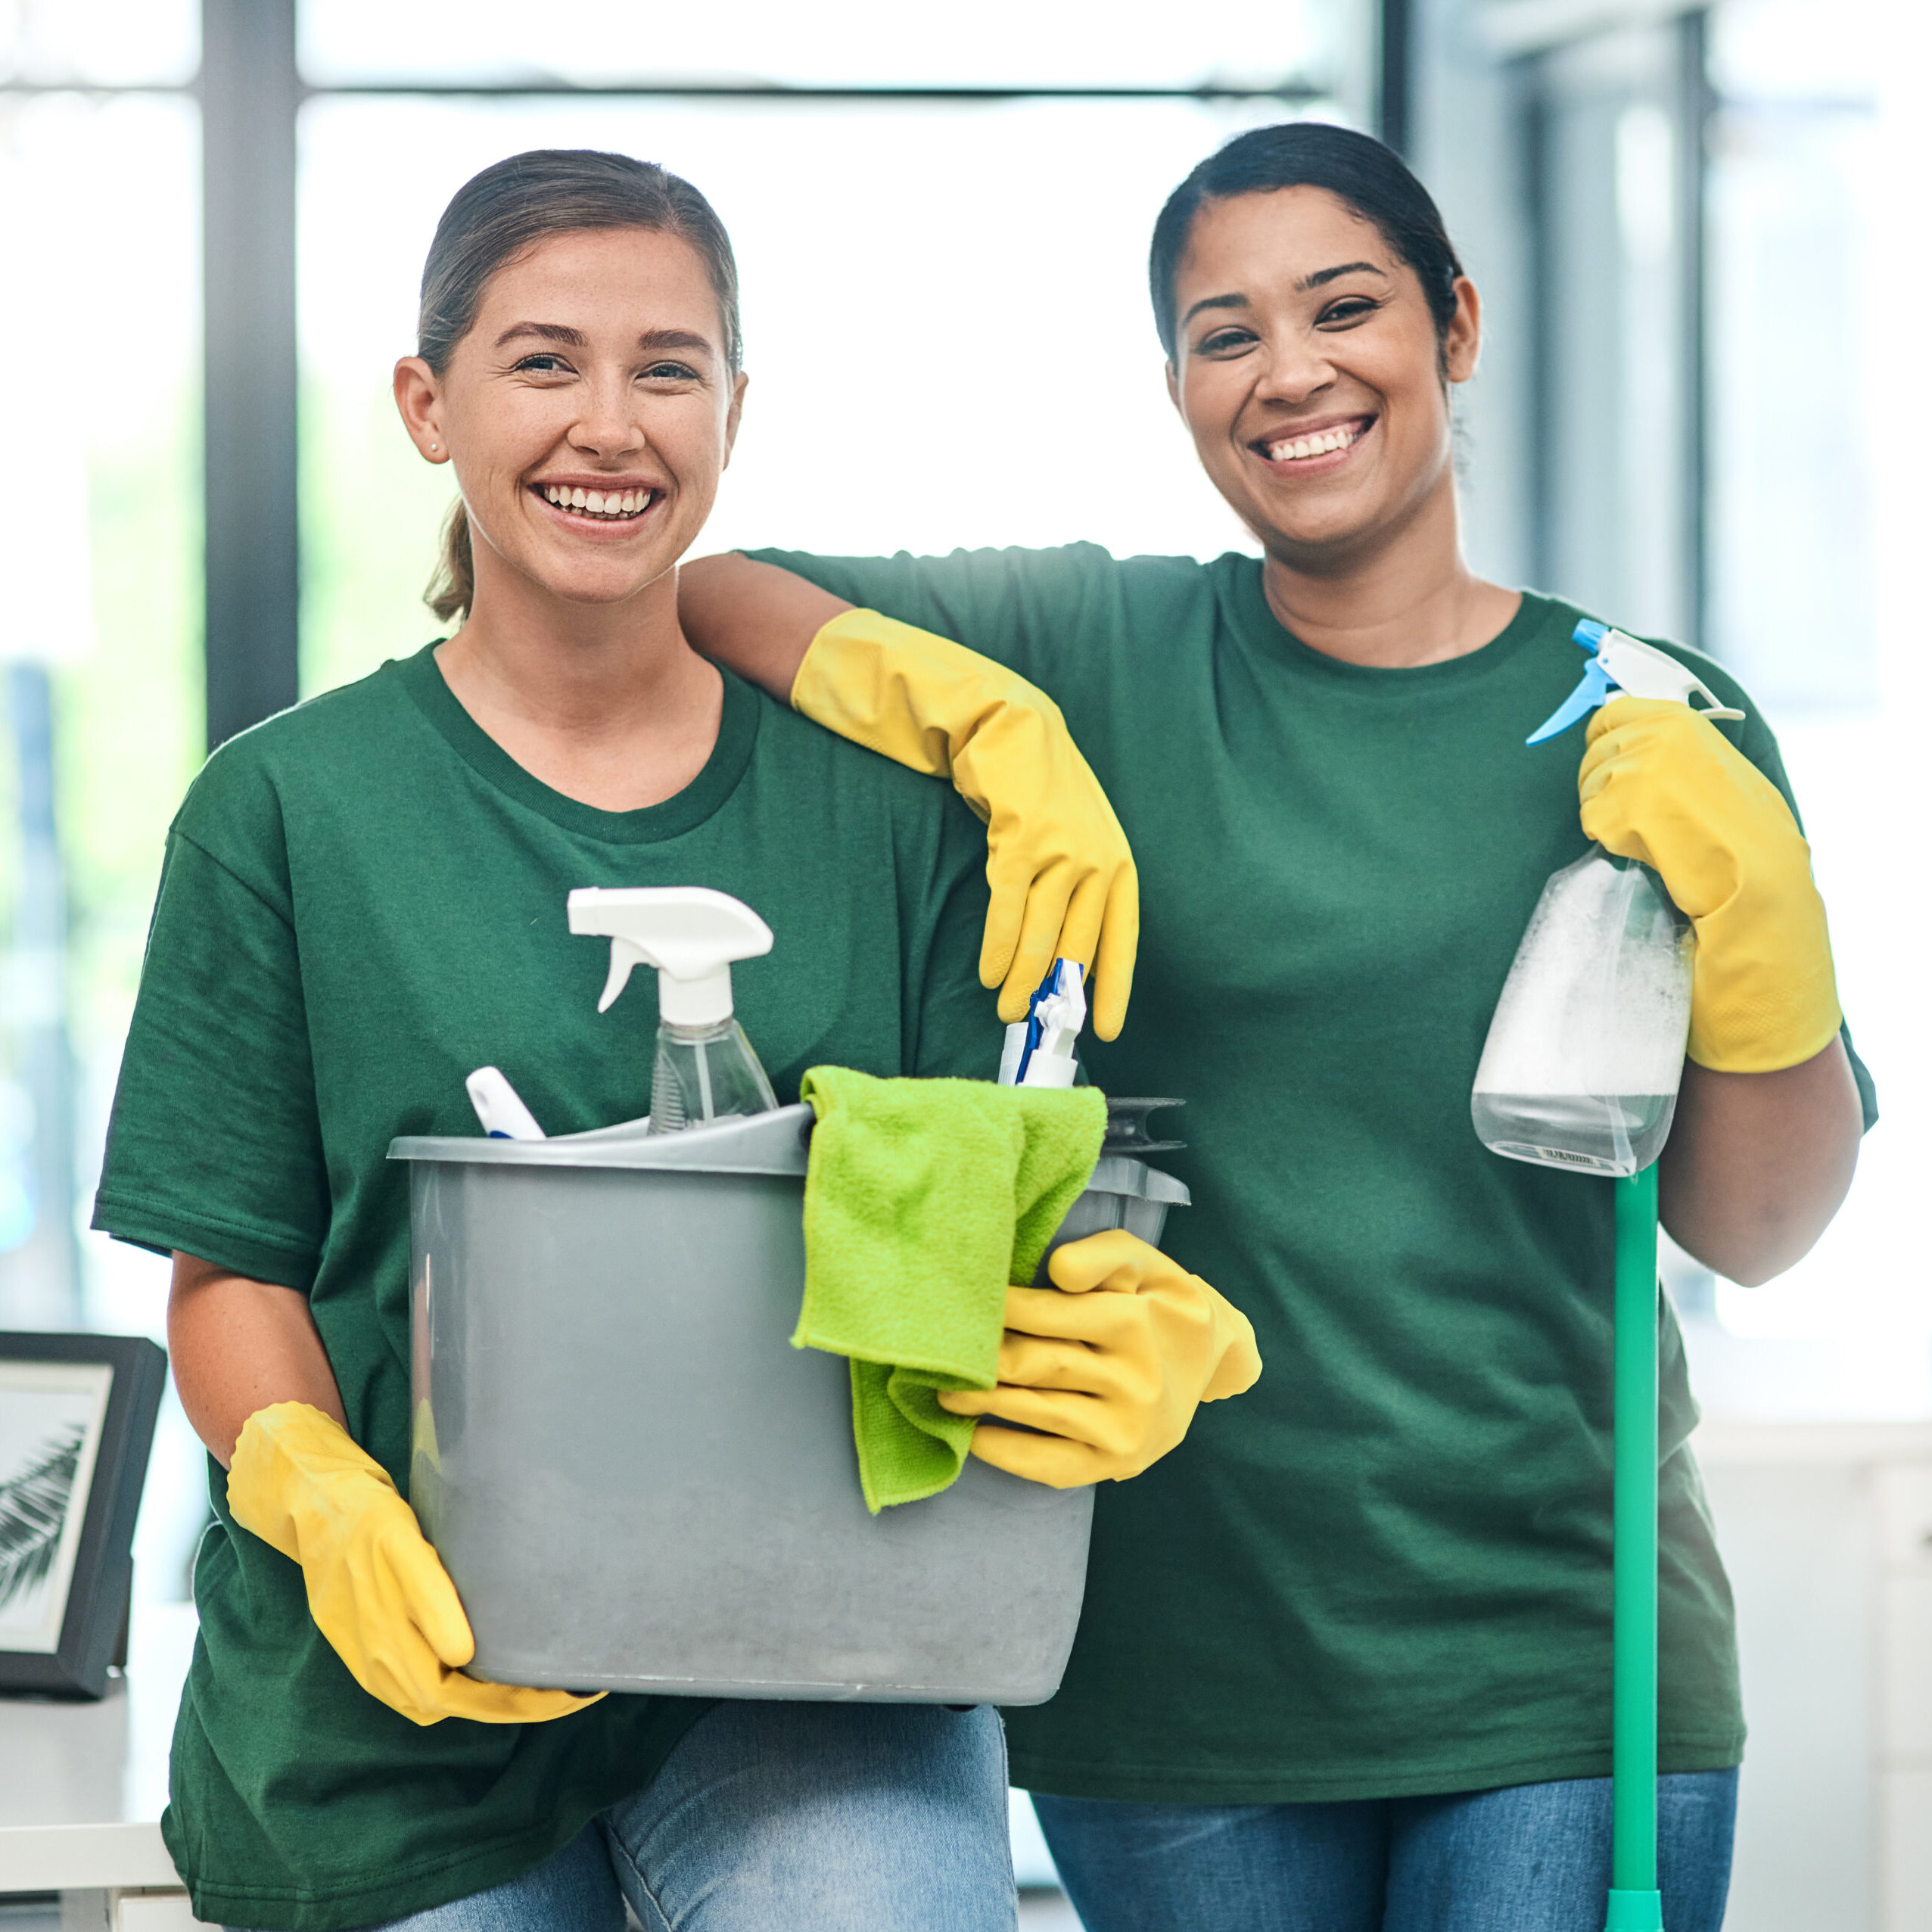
[93,648,998,1930]
[752,543,1878,1805]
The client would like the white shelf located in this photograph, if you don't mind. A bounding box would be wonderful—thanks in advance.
[0,1602,196,1895]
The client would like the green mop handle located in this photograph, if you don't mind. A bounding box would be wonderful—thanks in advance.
[1606,1163,1665,1932]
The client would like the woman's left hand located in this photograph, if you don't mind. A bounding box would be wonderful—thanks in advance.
[1579,696,1841,1073]
[935,1230,1262,1489]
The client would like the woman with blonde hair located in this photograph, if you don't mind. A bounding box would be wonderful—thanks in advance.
[95,147,1255,1932]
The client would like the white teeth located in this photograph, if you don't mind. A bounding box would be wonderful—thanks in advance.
[1268,423,1363,463]
[543,484,653,517]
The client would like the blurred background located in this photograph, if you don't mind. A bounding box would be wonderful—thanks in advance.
[0,0,1925,1924]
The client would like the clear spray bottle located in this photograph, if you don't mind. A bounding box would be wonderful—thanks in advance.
[567,885,779,1133]
[1470,621,1744,1177]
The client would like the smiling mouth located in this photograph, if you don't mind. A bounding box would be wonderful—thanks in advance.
[535,483,660,521]
[1255,418,1374,465]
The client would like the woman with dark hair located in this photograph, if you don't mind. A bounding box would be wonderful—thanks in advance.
[680,121,1871,1930]
[91,148,1257,1932]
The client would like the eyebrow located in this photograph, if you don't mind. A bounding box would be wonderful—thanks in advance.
[494,322,587,349]
[1181,291,1249,328]
[492,321,716,358]
[1298,261,1386,291]
[1180,261,1390,331]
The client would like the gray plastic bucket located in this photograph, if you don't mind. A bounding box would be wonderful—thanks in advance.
[388,1103,1187,1703]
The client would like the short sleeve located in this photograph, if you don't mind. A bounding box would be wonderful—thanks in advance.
[92,827,330,1288]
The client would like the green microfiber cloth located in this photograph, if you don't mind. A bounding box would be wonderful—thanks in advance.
[795,1068,1107,1512]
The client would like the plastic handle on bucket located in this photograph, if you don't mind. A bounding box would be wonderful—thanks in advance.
[1102,1097,1187,1156]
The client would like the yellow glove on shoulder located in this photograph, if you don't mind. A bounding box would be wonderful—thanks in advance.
[228,1402,601,1728]
[1579,696,1841,1073]
[792,608,1139,1038]
[935,1230,1262,1489]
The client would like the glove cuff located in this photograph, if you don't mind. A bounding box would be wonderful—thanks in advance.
[228,1402,392,1566]
[1685,876,1843,1072]
[792,609,1065,792]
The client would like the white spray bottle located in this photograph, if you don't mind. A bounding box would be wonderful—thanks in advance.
[567,885,779,1133]
[1470,621,1743,1177]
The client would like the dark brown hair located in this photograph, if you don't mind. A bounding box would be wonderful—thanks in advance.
[1149,122,1464,359]
[419,149,743,623]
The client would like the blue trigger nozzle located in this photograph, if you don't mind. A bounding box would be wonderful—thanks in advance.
[1011,959,1066,1085]
[1525,620,1617,746]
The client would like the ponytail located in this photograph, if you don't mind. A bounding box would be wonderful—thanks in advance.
[425,500,474,627]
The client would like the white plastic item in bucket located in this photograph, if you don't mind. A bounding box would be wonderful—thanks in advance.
[388,1103,1188,1704]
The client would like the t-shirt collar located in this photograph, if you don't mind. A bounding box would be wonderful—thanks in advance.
[391,642,760,845]
[1221,559,1557,693]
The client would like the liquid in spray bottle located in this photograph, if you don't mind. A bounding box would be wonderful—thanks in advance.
[1470,621,1741,1178]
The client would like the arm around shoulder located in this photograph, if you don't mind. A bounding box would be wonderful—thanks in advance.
[681,552,1143,1037]
[679,552,850,702]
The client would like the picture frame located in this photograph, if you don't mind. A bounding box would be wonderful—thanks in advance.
[0,1331,167,1697]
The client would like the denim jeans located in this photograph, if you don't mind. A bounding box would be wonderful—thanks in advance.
[238,1700,1016,1932]
[1031,1769,1738,1932]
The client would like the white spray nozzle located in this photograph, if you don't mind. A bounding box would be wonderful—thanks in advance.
[999,959,1087,1089]
[566,886,773,1027]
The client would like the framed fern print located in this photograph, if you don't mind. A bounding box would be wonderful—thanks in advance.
[0,1333,166,1695]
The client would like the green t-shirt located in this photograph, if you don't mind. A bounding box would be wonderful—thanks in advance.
[93,648,997,1930]
[752,543,1878,1806]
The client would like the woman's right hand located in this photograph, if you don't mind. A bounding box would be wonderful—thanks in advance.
[227,1402,600,1728]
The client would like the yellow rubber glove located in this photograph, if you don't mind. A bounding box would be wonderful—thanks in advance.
[935,1230,1261,1488]
[1579,696,1842,1072]
[791,608,1140,1038]
[228,1402,602,1728]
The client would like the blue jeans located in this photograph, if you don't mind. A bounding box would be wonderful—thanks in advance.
[1032,1769,1738,1932]
[260,1701,1016,1931]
